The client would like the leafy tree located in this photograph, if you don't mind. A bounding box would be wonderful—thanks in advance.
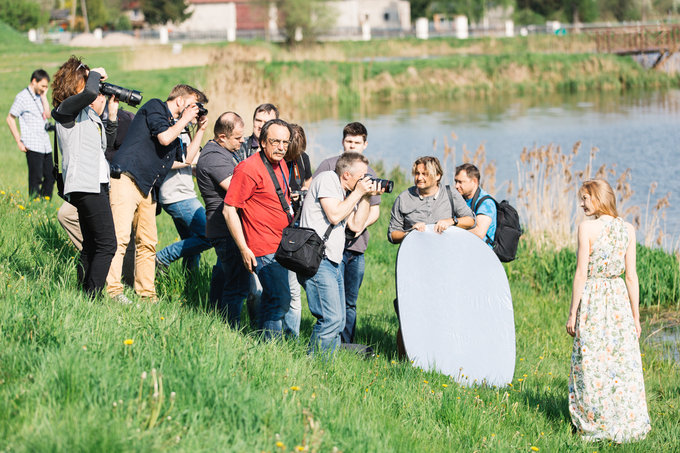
[273,0,335,45]
[565,0,598,22]
[140,0,192,25]
[0,0,47,31]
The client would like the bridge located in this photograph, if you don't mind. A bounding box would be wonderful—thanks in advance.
[591,25,680,69]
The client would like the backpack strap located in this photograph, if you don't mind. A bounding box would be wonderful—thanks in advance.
[473,194,495,245]
[445,185,457,220]
[259,151,293,224]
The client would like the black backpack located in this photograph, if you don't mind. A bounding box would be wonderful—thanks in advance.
[471,189,522,262]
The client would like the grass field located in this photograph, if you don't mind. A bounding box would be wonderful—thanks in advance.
[1,23,680,452]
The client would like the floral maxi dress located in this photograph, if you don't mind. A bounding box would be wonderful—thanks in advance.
[569,217,651,442]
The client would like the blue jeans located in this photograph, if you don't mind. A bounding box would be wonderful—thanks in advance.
[254,253,291,340]
[209,237,250,327]
[283,270,301,338]
[300,258,345,355]
[340,250,365,343]
[157,197,212,270]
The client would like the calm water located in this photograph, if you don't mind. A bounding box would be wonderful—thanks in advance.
[302,89,680,242]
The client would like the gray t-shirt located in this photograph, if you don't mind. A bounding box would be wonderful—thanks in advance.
[387,185,474,243]
[314,155,381,254]
[196,140,241,239]
[159,132,196,205]
[300,171,347,264]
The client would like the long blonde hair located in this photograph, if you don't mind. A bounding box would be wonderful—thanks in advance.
[579,179,618,217]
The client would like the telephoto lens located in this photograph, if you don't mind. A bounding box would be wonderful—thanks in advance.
[369,177,394,193]
[99,82,143,107]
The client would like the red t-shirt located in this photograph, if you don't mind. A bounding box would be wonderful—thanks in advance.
[225,152,291,257]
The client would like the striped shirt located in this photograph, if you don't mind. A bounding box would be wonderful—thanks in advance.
[9,87,51,154]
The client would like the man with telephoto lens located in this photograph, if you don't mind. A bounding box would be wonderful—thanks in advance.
[313,122,382,345]
[6,69,54,199]
[106,84,207,304]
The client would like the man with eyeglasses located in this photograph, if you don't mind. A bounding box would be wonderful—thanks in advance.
[224,119,293,338]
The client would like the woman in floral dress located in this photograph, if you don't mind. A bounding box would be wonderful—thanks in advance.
[565,179,651,442]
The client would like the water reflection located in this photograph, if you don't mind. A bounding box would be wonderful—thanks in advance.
[646,326,680,363]
[301,89,680,241]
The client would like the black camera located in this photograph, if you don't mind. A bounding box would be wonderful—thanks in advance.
[45,122,56,132]
[366,176,394,193]
[196,102,208,117]
[99,82,143,107]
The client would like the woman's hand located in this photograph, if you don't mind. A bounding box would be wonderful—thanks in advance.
[565,314,577,337]
[634,319,642,338]
[90,67,108,81]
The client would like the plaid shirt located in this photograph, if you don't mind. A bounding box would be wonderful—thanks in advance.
[9,87,51,154]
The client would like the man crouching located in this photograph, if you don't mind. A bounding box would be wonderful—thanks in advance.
[299,152,379,355]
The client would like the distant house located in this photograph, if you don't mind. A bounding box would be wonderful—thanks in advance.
[123,0,410,37]
[329,0,411,32]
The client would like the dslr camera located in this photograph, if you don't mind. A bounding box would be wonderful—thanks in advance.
[195,102,208,117]
[365,175,394,193]
[99,82,143,107]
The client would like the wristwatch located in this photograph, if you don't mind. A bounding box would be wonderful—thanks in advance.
[453,217,458,226]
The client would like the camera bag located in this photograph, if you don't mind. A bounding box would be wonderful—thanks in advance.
[258,152,332,278]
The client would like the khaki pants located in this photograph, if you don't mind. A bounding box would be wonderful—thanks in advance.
[106,174,157,298]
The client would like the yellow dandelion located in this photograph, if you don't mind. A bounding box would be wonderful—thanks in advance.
[161,316,165,320]
[0,190,5,194]
[18,205,25,210]
[457,396,461,400]
[442,384,448,388]
[275,441,285,449]
[423,380,428,384]
[44,196,50,200]
[295,446,305,452]
[523,374,527,377]
[530,447,539,451]
[290,386,300,391]
[123,339,134,345]
[539,356,544,359]
[519,358,524,361]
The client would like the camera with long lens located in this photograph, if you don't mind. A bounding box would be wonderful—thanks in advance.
[99,82,143,107]
[44,121,56,132]
[365,176,394,193]
[195,102,208,117]
[291,189,307,217]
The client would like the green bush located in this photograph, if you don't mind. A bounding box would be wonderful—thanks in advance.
[0,0,46,32]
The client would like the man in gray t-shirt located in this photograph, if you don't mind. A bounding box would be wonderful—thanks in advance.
[312,122,382,344]
[195,112,249,326]
[299,152,378,355]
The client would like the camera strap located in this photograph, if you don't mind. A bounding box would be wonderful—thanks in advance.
[445,185,457,220]
[259,151,293,225]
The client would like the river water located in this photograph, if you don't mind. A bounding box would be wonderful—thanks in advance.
[302,89,680,243]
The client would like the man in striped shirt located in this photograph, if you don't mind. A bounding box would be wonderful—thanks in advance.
[6,69,54,198]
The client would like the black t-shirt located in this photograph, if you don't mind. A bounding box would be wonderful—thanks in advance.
[287,152,312,192]
[196,140,241,239]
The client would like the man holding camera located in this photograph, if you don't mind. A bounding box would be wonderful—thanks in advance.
[196,112,249,327]
[106,84,207,303]
[300,152,377,355]
[6,69,54,199]
[313,122,382,344]
[224,119,293,338]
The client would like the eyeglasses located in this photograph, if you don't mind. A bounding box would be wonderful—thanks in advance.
[267,138,290,147]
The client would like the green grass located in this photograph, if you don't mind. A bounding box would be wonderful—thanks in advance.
[1,183,680,451]
[2,26,680,452]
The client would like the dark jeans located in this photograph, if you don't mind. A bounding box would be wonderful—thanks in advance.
[69,185,117,296]
[209,236,250,327]
[26,150,54,198]
[340,250,365,343]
